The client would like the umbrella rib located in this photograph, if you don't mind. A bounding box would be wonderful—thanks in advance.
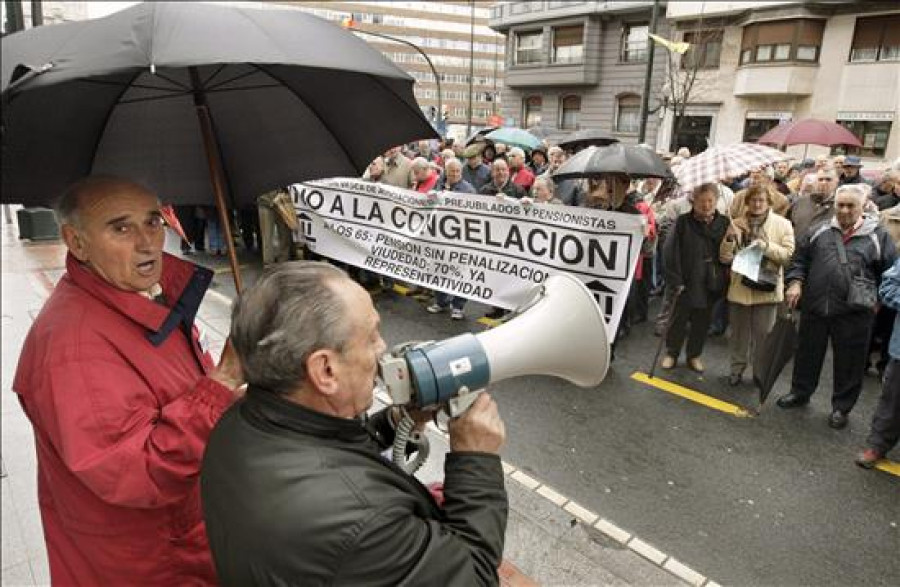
[205,68,266,91]
[117,91,193,105]
[82,78,185,94]
[202,64,228,88]
[150,71,190,91]
[204,84,283,94]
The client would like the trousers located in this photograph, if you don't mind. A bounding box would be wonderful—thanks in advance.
[665,296,714,360]
[729,302,777,376]
[867,358,900,454]
[790,311,874,413]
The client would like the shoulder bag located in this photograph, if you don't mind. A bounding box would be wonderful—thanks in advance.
[833,231,877,311]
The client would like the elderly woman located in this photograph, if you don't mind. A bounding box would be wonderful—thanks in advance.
[661,183,730,372]
[529,176,562,204]
[719,185,796,385]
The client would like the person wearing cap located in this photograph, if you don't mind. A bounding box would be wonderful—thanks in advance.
[839,156,870,186]
[462,144,491,191]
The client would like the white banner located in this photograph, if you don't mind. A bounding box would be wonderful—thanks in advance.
[291,178,645,337]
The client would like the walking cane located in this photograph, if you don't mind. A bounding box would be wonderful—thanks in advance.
[649,285,684,379]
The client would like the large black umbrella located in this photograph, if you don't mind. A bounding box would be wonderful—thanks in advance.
[557,129,619,152]
[551,143,670,181]
[464,125,498,146]
[752,313,799,406]
[1,2,436,289]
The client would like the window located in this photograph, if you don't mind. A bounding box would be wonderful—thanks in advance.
[834,120,892,158]
[552,25,584,64]
[615,94,641,134]
[515,31,544,65]
[621,24,649,62]
[850,15,900,62]
[740,19,825,64]
[681,31,723,69]
[743,119,781,143]
[523,96,542,128]
[559,95,581,130]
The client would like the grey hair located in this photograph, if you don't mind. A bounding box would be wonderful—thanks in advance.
[835,183,871,206]
[411,157,430,171]
[55,175,156,227]
[508,147,525,159]
[445,158,463,171]
[690,183,720,201]
[230,261,353,395]
[547,146,563,157]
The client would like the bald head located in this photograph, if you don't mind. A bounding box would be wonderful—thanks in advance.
[56,176,157,228]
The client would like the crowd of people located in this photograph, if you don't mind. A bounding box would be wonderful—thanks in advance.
[359,136,900,470]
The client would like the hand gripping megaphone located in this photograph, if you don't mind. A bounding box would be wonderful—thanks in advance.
[377,273,610,472]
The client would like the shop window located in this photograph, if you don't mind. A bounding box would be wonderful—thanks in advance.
[523,96,543,128]
[833,120,892,158]
[621,23,649,63]
[740,19,824,64]
[743,119,781,143]
[849,15,900,62]
[552,24,584,64]
[515,30,544,65]
[615,94,641,134]
[682,31,723,69]
[559,95,581,130]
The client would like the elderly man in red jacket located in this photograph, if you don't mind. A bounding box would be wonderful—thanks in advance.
[13,176,244,585]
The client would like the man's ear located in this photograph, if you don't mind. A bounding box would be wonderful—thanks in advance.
[305,349,340,397]
[61,224,89,262]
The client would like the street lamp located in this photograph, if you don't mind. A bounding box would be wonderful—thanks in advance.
[342,17,443,136]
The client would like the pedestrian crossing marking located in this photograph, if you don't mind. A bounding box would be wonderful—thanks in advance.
[874,460,900,477]
[631,372,753,418]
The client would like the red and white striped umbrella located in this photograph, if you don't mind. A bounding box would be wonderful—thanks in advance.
[675,143,789,193]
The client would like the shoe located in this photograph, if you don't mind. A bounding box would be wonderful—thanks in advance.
[426,303,447,314]
[828,410,848,430]
[450,309,465,321]
[776,393,809,409]
[728,373,742,386]
[660,355,676,369]
[687,358,704,373]
[485,308,506,320]
[855,448,883,469]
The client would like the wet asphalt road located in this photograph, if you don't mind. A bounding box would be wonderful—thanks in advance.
[199,246,899,587]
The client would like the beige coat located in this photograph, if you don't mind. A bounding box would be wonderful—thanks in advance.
[720,212,795,305]
[881,204,900,247]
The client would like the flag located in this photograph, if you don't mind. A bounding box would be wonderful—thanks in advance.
[649,33,690,54]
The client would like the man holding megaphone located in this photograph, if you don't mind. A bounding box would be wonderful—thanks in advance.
[200,262,509,586]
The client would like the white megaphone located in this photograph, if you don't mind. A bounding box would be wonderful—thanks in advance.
[378,272,610,418]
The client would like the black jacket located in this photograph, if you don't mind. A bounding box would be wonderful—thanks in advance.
[786,215,896,317]
[664,211,730,309]
[201,388,508,586]
[479,180,526,199]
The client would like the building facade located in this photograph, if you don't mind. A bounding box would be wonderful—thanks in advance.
[280,1,506,138]
[665,1,900,163]
[488,0,671,147]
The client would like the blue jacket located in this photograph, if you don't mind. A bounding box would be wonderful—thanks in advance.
[879,259,900,359]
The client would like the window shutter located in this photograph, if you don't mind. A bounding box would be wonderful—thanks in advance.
[882,15,900,47]
[554,25,583,47]
[851,17,882,50]
[797,19,825,45]
[757,20,796,45]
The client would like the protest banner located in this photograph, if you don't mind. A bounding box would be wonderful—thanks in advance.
[290,178,645,337]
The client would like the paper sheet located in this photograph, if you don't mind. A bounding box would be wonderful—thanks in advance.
[732,244,764,281]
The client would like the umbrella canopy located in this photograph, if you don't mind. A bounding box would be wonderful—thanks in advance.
[552,143,670,181]
[557,129,619,151]
[1,2,437,209]
[756,118,862,148]
[675,143,788,193]
[753,313,798,406]
[526,125,553,139]
[464,125,498,146]
[483,127,542,151]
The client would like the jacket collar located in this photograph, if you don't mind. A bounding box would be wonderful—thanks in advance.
[243,386,373,444]
[66,251,212,343]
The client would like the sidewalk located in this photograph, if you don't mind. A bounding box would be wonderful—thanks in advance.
[1,224,703,586]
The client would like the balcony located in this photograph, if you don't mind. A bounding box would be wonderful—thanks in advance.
[505,62,598,87]
[733,64,818,97]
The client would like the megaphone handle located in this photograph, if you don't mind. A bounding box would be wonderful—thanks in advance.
[445,388,482,418]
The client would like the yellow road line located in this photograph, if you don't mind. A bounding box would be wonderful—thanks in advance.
[631,372,753,418]
[477,317,501,328]
[875,460,900,477]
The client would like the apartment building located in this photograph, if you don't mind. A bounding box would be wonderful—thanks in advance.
[488,0,671,147]
[665,1,900,162]
[280,1,506,136]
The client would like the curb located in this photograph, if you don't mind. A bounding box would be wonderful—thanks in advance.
[374,390,717,587]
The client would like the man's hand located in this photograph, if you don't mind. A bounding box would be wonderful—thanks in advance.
[785,281,803,309]
[448,393,505,454]
[210,338,245,397]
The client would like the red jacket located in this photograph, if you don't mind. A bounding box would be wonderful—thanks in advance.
[511,166,535,191]
[414,169,440,193]
[13,253,234,586]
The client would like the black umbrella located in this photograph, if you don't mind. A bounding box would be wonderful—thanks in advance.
[1,2,436,290]
[551,143,670,181]
[557,129,619,152]
[752,313,798,406]
[465,125,498,146]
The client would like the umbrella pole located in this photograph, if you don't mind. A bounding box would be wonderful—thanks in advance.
[189,67,243,293]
